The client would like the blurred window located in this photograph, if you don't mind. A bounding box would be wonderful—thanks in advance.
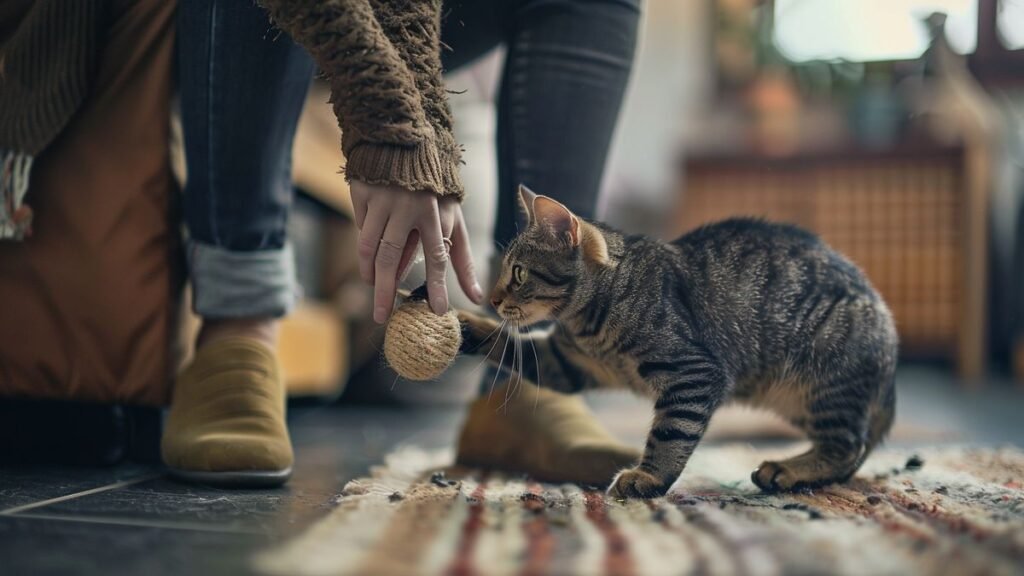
[774,0,978,61]
[998,0,1024,48]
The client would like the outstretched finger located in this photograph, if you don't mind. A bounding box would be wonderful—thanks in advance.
[351,182,369,230]
[357,206,388,284]
[418,206,450,315]
[397,230,419,282]
[374,220,413,323]
[449,211,482,304]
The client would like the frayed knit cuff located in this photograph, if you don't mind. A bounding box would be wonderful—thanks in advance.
[436,132,464,199]
[344,140,464,201]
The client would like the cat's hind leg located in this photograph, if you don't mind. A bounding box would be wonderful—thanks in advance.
[751,372,876,492]
[752,442,863,492]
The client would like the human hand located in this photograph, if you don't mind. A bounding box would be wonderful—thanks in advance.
[350,180,483,324]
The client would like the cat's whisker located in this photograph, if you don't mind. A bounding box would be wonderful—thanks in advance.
[487,328,512,404]
[468,318,507,377]
[474,317,508,353]
[518,326,526,398]
[529,337,541,412]
[511,327,519,383]
[501,329,520,411]
[498,323,528,413]
[515,327,524,399]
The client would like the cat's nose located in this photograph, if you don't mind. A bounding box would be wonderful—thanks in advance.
[490,296,503,309]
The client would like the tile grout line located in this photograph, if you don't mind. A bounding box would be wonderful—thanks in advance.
[0,474,163,516]
[10,512,268,535]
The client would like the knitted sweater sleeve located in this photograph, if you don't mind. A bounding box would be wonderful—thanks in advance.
[259,0,463,199]
[367,0,462,196]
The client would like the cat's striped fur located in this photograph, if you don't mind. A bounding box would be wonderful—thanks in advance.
[458,186,898,499]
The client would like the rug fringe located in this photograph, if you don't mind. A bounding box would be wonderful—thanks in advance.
[1,150,34,240]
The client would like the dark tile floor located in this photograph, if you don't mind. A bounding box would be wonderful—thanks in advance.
[1,364,1022,575]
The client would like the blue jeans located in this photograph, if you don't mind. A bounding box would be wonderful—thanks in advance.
[179,0,640,319]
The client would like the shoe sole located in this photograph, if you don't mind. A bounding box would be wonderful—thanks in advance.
[167,467,292,488]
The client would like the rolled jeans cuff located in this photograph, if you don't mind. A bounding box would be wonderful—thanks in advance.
[188,240,298,319]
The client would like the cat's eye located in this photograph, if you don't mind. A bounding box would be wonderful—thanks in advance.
[511,264,527,286]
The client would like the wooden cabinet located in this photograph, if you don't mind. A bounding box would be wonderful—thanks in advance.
[673,145,986,379]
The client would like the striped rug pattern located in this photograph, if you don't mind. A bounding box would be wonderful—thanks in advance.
[257,445,1024,576]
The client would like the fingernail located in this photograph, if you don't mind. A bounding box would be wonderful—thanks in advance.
[471,282,484,304]
[431,297,446,315]
[374,306,388,324]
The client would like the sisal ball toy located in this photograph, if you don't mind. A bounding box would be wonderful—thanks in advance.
[384,285,462,381]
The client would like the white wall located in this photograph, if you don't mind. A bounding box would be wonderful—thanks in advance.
[600,0,713,217]
[442,1,714,224]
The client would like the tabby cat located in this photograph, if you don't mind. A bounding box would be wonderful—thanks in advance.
[458,185,898,499]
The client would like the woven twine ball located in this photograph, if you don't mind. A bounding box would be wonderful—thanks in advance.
[383,299,462,381]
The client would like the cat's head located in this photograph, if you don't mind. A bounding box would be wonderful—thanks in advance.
[489,185,611,325]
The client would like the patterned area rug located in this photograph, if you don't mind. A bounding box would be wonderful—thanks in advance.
[257,445,1024,576]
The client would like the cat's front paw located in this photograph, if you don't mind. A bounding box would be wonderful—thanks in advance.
[607,467,668,499]
[457,310,500,353]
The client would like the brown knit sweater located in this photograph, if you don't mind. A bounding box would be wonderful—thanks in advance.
[259,0,464,200]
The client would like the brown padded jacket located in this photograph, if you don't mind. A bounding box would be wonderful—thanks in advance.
[259,0,464,200]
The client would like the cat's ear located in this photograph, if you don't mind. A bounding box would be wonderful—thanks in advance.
[517,184,538,224]
[534,195,580,247]
[534,195,611,265]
